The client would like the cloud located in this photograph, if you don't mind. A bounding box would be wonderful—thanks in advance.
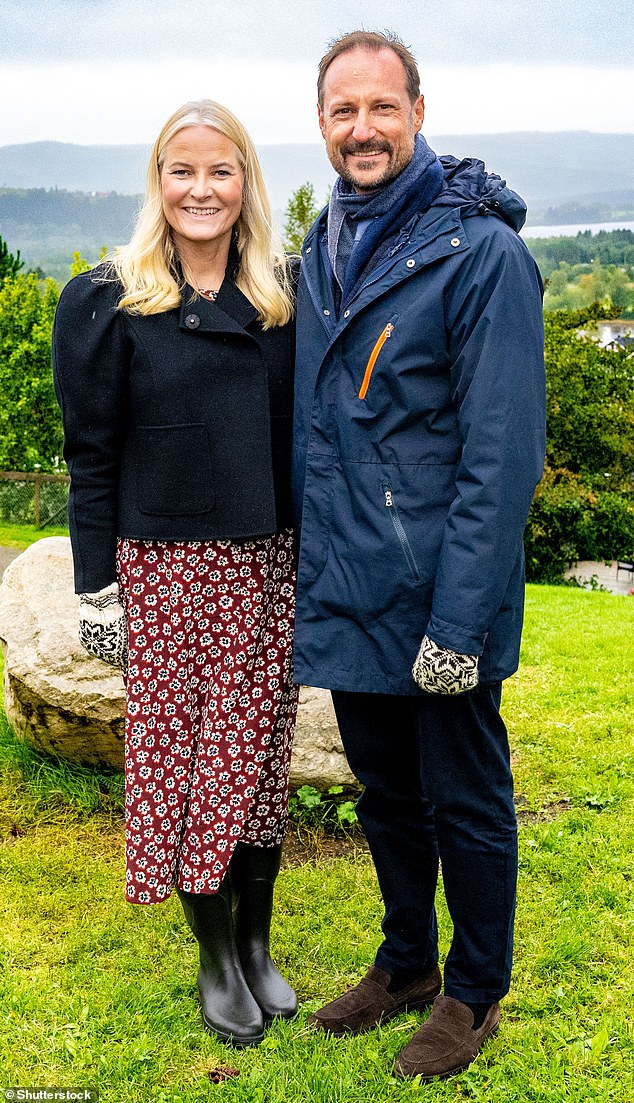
[1,0,632,67]
[1,0,630,146]
[0,58,632,146]
[423,64,634,137]
[0,58,317,145]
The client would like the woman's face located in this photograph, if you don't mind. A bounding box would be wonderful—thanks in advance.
[160,125,244,253]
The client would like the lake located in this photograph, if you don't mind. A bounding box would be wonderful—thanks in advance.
[522,220,634,239]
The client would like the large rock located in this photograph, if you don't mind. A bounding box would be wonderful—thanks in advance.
[291,686,356,791]
[0,537,356,790]
[0,538,125,767]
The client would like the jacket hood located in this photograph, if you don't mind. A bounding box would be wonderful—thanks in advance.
[435,155,527,232]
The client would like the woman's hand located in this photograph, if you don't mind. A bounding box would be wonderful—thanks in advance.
[78,582,128,673]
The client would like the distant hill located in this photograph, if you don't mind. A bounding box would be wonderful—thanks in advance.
[1,132,633,281]
[429,131,634,211]
[1,131,633,210]
[0,189,142,283]
[0,140,334,210]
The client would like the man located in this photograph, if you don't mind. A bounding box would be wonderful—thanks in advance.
[291,31,546,1080]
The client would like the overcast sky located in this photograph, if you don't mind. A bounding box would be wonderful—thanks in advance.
[1,0,632,147]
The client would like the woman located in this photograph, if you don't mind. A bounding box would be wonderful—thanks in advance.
[53,101,299,1047]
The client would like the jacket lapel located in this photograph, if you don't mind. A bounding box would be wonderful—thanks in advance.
[178,279,259,335]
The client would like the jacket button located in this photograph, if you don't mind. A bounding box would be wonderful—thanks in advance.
[406,259,415,268]
[305,246,312,253]
[451,238,461,247]
[323,309,330,316]
[344,309,350,318]
[185,313,201,329]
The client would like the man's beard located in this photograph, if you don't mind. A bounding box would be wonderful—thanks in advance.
[331,138,414,192]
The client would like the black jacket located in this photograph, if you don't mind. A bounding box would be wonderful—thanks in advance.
[53,265,295,593]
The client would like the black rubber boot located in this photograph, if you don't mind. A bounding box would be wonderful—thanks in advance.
[232,842,297,1024]
[177,878,265,1047]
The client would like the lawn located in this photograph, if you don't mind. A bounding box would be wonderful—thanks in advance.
[0,521,70,547]
[0,581,632,1102]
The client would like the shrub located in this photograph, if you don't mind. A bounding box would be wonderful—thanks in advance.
[0,272,62,471]
[525,468,634,582]
[526,306,634,582]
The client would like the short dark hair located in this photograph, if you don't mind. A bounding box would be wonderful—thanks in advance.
[317,30,421,107]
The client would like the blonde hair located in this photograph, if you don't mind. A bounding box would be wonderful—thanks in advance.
[107,100,293,328]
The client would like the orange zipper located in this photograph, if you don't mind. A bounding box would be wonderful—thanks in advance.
[358,322,395,400]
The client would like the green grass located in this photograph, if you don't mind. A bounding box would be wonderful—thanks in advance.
[0,521,70,548]
[505,587,634,812]
[0,585,633,1101]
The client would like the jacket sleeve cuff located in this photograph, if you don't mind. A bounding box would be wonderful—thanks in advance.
[424,612,487,657]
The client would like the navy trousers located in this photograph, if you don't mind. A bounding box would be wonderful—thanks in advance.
[331,683,517,1004]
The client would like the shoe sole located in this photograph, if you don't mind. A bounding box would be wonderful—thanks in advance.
[199,1006,265,1048]
[394,1023,500,1080]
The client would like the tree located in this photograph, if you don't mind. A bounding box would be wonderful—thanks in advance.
[283,182,321,254]
[525,229,634,279]
[524,304,634,581]
[0,272,62,471]
[0,235,24,282]
[543,305,634,483]
[70,245,108,278]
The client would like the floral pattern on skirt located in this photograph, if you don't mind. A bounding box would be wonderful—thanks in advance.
[116,530,298,904]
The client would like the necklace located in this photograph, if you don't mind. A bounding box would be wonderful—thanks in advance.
[198,288,218,301]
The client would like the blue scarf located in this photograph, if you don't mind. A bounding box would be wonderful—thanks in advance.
[327,134,445,302]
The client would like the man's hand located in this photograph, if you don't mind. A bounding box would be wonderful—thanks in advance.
[78,582,128,673]
[412,634,479,695]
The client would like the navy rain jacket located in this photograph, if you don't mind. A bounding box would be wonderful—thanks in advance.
[292,156,546,694]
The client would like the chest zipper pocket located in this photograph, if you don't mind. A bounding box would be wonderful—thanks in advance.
[358,316,397,399]
[382,483,421,583]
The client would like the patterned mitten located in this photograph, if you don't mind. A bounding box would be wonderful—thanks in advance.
[412,634,479,695]
[78,582,128,672]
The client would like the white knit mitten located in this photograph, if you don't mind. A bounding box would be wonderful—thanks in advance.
[78,582,127,672]
[412,634,479,695]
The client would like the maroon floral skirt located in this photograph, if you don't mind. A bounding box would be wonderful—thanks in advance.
[116,530,298,904]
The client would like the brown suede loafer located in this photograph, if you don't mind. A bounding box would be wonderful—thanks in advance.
[308,964,442,1036]
[394,995,500,1079]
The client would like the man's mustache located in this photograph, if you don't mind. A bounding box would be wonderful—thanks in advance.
[342,142,391,156]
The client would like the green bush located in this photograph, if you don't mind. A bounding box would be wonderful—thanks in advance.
[578,490,634,562]
[526,305,634,582]
[0,271,62,471]
[525,469,634,582]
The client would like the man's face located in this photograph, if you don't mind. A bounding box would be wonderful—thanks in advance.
[318,46,425,192]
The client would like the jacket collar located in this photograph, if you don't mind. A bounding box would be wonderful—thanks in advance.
[304,149,527,257]
[178,276,259,335]
[301,203,469,337]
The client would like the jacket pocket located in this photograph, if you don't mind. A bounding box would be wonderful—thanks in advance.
[358,315,398,399]
[137,424,215,516]
[382,481,421,583]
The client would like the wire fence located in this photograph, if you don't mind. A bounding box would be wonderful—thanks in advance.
[0,471,70,528]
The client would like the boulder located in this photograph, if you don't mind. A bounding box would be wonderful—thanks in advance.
[291,686,356,791]
[0,538,125,768]
[0,537,356,790]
